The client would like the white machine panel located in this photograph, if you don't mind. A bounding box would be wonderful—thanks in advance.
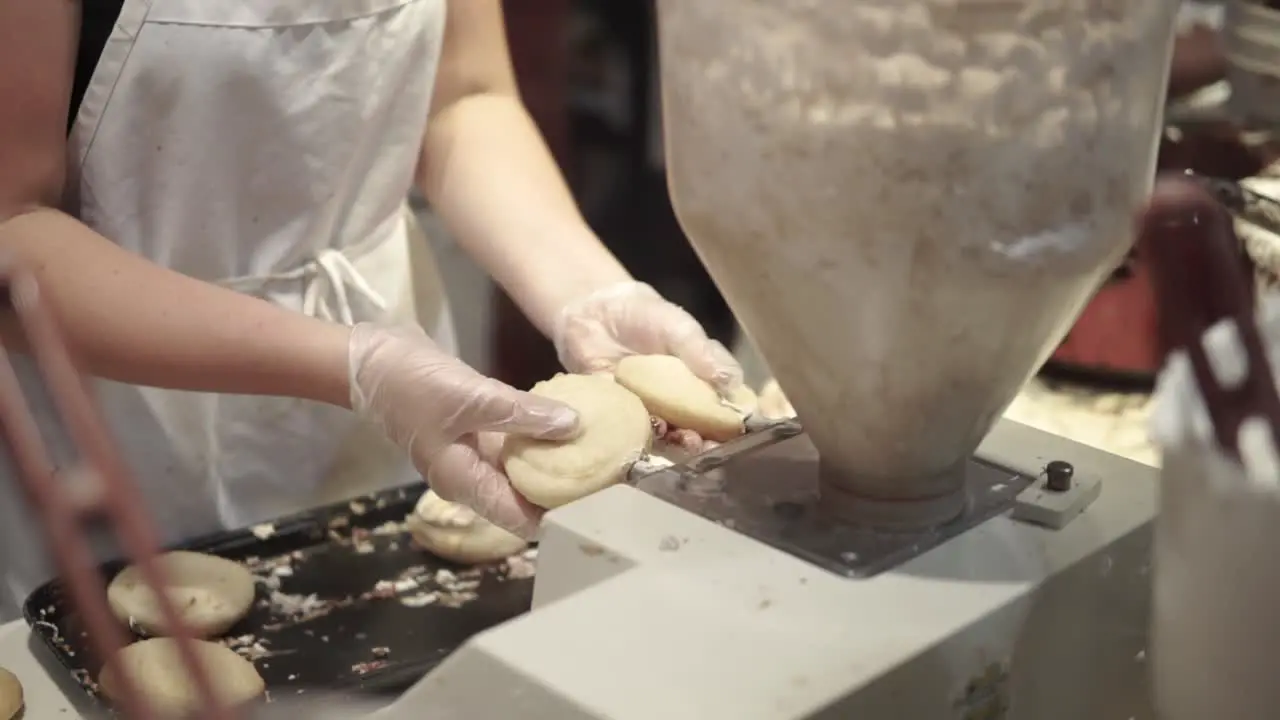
[384,420,1157,720]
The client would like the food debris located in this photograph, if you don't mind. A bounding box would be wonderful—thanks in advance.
[372,647,390,658]
[71,669,97,694]
[251,523,276,540]
[268,590,324,616]
[222,633,292,661]
[401,592,439,608]
[651,416,669,437]
[225,634,257,648]
[504,548,538,580]
[237,641,273,661]
[434,568,481,607]
[664,428,704,453]
[351,660,389,676]
[33,620,63,644]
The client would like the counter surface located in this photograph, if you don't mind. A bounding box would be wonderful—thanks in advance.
[0,619,92,718]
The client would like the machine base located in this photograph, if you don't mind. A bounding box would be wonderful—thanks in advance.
[633,422,1033,577]
[386,419,1159,720]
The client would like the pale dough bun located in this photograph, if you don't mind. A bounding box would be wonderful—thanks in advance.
[614,355,755,442]
[99,638,264,716]
[0,667,22,720]
[107,551,257,639]
[504,373,652,509]
[758,378,796,419]
[406,490,528,564]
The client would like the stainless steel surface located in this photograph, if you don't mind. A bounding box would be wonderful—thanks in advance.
[632,423,1033,577]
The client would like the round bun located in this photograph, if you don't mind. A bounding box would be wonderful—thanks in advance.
[615,355,754,442]
[98,638,265,716]
[406,490,528,564]
[108,551,257,639]
[0,667,22,720]
[504,373,652,509]
[758,378,796,419]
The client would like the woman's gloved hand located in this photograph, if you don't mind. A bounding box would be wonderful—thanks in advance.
[347,323,579,538]
[553,281,744,392]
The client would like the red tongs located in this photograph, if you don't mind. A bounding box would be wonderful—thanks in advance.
[1144,175,1280,462]
[0,260,236,719]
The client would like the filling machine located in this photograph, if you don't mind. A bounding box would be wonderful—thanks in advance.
[10,1,1280,718]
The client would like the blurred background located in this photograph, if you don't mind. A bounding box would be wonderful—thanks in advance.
[415,0,737,390]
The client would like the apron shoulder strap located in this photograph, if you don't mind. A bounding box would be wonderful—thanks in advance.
[69,0,127,136]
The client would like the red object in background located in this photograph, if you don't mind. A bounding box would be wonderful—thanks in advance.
[1047,123,1280,380]
[1048,25,1250,381]
[1049,245,1161,379]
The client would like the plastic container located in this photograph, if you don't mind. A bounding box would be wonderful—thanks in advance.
[1149,317,1280,720]
[656,0,1181,526]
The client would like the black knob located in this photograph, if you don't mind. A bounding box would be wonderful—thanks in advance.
[1045,461,1074,493]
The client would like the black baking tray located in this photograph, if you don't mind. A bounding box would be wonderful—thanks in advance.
[22,483,537,711]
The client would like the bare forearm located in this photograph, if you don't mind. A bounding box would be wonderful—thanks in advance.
[418,94,631,335]
[0,209,351,406]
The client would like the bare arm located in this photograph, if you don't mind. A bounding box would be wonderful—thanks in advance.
[0,0,350,406]
[417,0,633,337]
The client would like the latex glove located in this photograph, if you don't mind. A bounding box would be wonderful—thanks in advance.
[348,323,579,538]
[553,281,744,392]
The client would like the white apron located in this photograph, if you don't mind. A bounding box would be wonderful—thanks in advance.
[0,0,456,618]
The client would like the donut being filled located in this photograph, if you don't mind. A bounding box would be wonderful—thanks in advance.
[503,373,653,510]
[615,355,756,455]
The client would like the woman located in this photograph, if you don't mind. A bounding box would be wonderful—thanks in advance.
[0,0,740,616]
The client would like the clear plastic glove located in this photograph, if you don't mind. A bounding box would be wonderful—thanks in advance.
[553,281,744,392]
[348,323,579,538]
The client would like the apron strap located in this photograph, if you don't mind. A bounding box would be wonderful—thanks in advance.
[217,211,404,325]
[219,247,389,326]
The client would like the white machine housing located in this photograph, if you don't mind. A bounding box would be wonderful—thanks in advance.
[389,419,1157,720]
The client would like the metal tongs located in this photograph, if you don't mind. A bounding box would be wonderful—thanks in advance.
[0,260,235,719]
[1145,176,1280,467]
[1191,170,1280,238]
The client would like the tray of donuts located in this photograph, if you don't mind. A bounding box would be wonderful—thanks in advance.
[20,355,789,716]
[22,482,540,715]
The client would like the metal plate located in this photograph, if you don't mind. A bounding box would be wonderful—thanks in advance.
[23,484,537,712]
[634,422,1033,578]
